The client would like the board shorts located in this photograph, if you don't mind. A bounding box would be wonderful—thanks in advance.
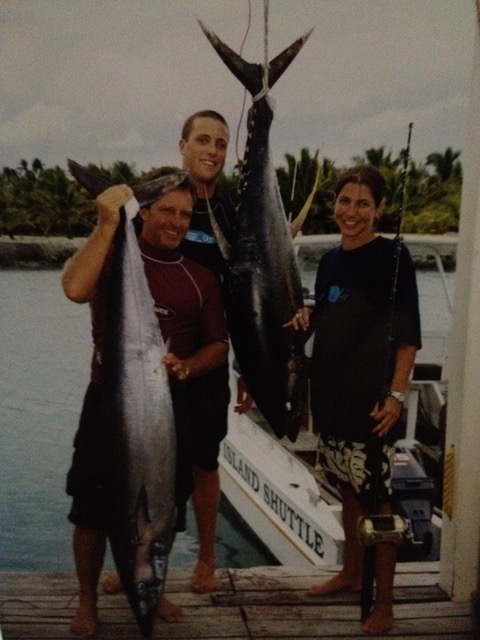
[317,433,394,506]
[186,365,230,473]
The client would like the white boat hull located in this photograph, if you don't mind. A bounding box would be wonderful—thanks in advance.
[219,403,344,566]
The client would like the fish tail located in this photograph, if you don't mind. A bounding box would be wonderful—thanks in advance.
[198,20,313,96]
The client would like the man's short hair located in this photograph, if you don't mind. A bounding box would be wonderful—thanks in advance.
[181,110,228,142]
[141,166,197,201]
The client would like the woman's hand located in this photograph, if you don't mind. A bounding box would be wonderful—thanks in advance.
[282,307,311,331]
[370,395,403,437]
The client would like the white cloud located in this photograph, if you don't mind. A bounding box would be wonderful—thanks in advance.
[0,103,71,147]
[98,127,156,151]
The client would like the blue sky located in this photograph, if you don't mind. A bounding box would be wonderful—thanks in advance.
[1,0,476,174]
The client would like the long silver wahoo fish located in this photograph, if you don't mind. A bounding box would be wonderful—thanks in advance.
[68,160,178,637]
[199,22,313,442]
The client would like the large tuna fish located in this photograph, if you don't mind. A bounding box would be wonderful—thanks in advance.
[199,22,312,442]
[68,159,180,636]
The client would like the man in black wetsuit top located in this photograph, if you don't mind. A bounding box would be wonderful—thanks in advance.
[178,110,236,594]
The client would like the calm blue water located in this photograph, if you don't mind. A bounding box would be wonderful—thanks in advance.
[0,269,274,572]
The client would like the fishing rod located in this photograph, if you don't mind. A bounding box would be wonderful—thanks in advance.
[377,122,415,400]
[358,122,414,624]
[390,122,414,330]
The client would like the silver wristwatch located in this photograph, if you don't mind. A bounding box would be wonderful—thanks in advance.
[388,390,405,404]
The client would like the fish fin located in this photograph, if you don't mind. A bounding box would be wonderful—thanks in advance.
[267,27,314,89]
[290,167,321,238]
[68,159,189,208]
[67,158,113,197]
[198,20,313,96]
[198,20,260,95]
[135,484,151,539]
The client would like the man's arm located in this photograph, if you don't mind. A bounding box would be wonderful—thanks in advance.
[61,185,133,303]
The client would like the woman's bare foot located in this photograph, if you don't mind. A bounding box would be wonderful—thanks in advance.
[70,600,97,637]
[308,571,361,596]
[100,573,122,594]
[191,560,217,593]
[158,596,182,622]
[362,602,394,635]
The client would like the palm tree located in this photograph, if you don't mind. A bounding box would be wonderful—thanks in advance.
[426,147,461,183]
[0,165,35,236]
[32,166,95,237]
[32,158,45,175]
[276,147,338,234]
[87,160,139,186]
[352,146,400,172]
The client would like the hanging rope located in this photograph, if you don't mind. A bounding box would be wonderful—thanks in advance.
[253,0,270,102]
[235,0,271,164]
[234,1,252,165]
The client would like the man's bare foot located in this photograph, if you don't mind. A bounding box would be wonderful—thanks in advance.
[191,560,217,593]
[158,596,182,622]
[308,571,361,596]
[100,573,122,594]
[362,602,394,635]
[70,601,97,637]
[99,573,180,622]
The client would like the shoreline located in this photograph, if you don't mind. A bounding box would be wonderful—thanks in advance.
[0,234,456,270]
[0,235,85,268]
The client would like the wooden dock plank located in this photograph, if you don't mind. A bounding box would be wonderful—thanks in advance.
[229,566,442,592]
[0,567,472,639]
[243,601,471,637]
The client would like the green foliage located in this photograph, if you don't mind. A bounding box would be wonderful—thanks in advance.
[0,148,463,238]
[276,148,340,234]
[274,145,462,236]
